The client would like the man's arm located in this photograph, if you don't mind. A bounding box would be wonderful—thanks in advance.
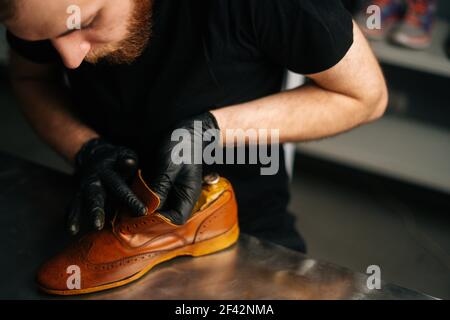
[211,22,388,144]
[9,50,148,233]
[8,49,99,163]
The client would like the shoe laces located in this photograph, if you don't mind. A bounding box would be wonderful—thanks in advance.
[405,0,436,27]
[370,0,397,9]
[368,0,404,21]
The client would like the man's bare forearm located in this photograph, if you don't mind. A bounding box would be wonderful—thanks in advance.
[12,80,99,163]
[10,52,99,163]
[212,22,388,144]
[212,83,378,144]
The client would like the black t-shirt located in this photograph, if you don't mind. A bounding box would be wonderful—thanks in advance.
[6,0,353,219]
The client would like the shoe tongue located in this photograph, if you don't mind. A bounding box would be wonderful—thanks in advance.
[130,170,160,214]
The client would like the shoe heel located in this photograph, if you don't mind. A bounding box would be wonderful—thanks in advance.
[190,224,240,257]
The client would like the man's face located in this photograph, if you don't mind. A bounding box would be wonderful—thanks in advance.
[6,0,152,69]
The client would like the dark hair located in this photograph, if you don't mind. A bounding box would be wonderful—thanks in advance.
[0,0,15,23]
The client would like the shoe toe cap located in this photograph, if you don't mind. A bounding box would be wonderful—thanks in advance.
[37,243,85,292]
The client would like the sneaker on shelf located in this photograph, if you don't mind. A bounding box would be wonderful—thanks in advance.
[391,0,438,50]
[356,0,406,41]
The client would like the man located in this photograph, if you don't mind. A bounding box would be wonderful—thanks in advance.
[1,0,387,253]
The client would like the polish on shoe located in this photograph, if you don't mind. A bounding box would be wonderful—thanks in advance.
[37,171,239,295]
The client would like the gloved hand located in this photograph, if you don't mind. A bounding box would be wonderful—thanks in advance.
[66,138,148,235]
[148,112,221,225]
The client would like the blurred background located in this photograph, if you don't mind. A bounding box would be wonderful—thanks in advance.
[0,0,449,299]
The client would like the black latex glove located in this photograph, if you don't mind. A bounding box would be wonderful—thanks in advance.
[148,112,221,225]
[67,138,147,235]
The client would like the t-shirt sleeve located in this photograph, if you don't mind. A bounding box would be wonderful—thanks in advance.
[251,0,354,75]
[6,30,60,64]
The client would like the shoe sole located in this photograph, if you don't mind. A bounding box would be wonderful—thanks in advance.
[38,223,240,296]
[391,33,432,50]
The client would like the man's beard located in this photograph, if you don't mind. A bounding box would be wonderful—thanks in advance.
[85,0,153,65]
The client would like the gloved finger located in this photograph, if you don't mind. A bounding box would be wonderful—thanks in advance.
[66,192,83,235]
[83,179,107,231]
[163,165,203,225]
[148,161,183,212]
[116,147,139,181]
[100,169,148,216]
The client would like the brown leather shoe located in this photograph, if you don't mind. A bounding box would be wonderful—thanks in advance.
[37,171,239,295]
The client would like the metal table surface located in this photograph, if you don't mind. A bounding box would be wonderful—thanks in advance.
[0,152,435,300]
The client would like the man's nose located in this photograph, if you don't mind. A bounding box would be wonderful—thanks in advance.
[51,35,91,69]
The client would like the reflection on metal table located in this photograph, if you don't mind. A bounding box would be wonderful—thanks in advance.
[0,152,436,300]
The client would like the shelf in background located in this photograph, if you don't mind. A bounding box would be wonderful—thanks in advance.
[297,115,450,194]
[371,19,450,78]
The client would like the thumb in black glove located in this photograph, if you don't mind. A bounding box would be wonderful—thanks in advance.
[148,112,221,225]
